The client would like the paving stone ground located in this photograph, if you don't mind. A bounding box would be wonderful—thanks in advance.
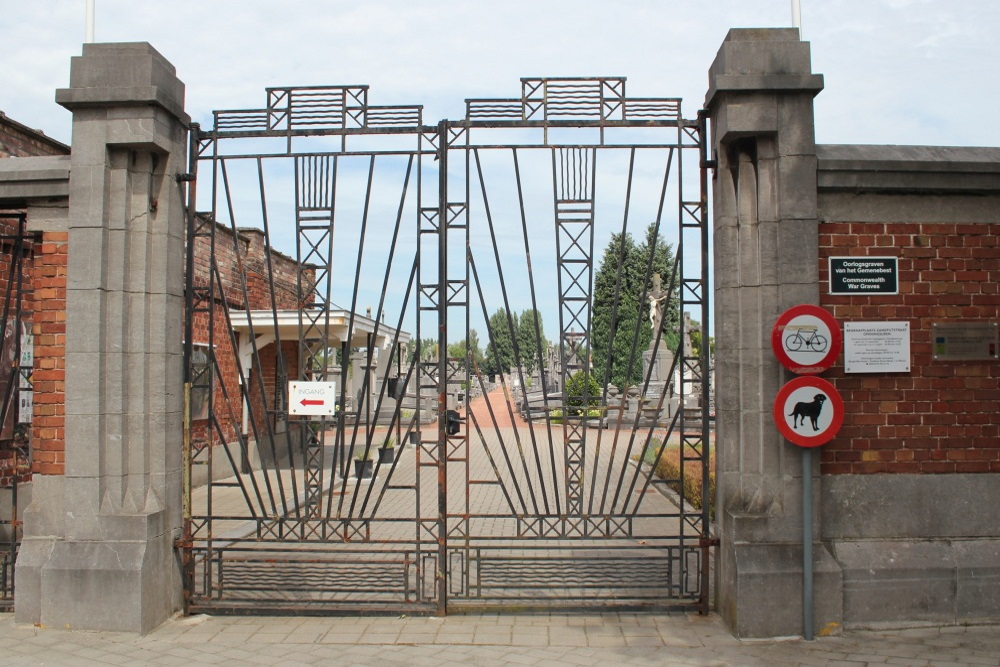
[1,612,997,666]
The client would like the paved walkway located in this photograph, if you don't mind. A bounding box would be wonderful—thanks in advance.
[1,612,997,665]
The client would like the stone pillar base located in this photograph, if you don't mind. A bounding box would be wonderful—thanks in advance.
[16,515,180,634]
[718,535,843,638]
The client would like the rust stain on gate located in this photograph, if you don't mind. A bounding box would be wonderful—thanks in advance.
[181,78,712,615]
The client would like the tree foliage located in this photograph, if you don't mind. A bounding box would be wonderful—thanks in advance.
[517,308,545,375]
[447,328,485,371]
[484,308,515,376]
[483,308,547,377]
[591,222,679,389]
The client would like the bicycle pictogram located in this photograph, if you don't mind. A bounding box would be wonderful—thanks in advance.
[784,325,828,353]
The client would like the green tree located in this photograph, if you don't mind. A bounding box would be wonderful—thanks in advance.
[447,329,485,371]
[417,337,437,362]
[591,223,678,389]
[484,308,515,376]
[517,308,546,375]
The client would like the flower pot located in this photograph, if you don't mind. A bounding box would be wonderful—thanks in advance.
[353,458,373,479]
[378,446,396,464]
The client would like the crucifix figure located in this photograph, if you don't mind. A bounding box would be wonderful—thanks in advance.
[648,273,668,333]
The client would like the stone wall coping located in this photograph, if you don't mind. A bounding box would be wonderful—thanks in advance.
[0,155,70,204]
[818,144,1000,194]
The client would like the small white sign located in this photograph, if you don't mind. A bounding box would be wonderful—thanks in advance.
[844,322,910,373]
[19,391,32,424]
[288,381,338,416]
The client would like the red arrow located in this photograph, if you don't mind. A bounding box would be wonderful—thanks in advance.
[300,399,325,407]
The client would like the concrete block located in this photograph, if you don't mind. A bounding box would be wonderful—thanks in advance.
[64,413,102,478]
[777,154,819,220]
[833,540,957,626]
[67,227,108,290]
[719,540,842,638]
[777,96,817,156]
[955,539,1000,620]
[35,532,180,633]
[25,199,70,232]
[19,476,64,538]
[61,476,103,540]
[776,218,818,284]
[736,224,761,287]
[822,474,1000,540]
[712,226,739,288]
[754,154,780,224]
[756,221,780,285]
[64,352,103,415]
[64,289,104,354]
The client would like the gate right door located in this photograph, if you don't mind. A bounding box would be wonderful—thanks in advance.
[436,78,713,612]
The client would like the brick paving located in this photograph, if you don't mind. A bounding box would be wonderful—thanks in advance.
[2,612,998,665]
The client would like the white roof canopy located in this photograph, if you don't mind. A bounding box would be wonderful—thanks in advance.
[228,309,411,351]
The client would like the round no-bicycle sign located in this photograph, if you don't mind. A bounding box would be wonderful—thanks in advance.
[773,376,844,448]
[771,304,841,374]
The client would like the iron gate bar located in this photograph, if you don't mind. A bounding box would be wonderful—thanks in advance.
[470,148,549,515]
[217,160,288,517]
[0,213,30,610]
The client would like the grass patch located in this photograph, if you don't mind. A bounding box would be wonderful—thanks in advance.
[642,439,716,521]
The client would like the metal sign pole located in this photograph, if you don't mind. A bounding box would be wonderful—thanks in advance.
[802,447,814,641]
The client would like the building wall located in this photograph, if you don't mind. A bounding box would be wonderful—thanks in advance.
[0,113,69,159]
[187,222,308,474]
[819,219,1000,474]
[0,116,68,487]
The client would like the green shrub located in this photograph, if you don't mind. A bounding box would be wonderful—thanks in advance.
[565,370,601,416]
[644,442,716,520]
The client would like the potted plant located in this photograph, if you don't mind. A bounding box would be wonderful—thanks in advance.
[353,452,374,479]
[378,437,397,464]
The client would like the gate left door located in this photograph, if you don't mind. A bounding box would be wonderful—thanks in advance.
[0,213,32,610]
[183,87,445,614]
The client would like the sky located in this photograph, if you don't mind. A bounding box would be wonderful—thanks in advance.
[2,0,998,344]
[3,0,998,149]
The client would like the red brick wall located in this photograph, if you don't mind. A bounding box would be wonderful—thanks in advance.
[819,221,1000,474]
[0,115,68,158]
[29,231,66,476]
[188,223,310,450]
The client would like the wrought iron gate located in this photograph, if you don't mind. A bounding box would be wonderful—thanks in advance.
[182,78,711,615]
[0,213,32,609]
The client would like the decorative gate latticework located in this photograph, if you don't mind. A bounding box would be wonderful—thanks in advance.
[182,77,711,615]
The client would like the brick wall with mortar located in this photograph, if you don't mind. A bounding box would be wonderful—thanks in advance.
[188,221,308,452]
[0,113,69,159]
[819,221,1000,475]
[27,231,66,477]
[0,115,69,482]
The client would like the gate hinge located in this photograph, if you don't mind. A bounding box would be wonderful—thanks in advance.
[174,536,193,550]
[699,537,720,548]
[176,172,196,183]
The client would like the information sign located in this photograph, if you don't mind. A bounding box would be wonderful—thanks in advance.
[771,305,842,375]
[288,381,338,416]
[932,322,998,361]
[828,257,898,295]
[773,376,844,448]
[844,322,910,373]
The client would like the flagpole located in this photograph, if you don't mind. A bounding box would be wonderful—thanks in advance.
[792,0,802,38]
[86,0,96,43]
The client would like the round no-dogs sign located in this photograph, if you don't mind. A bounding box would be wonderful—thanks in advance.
[773,376,844,448]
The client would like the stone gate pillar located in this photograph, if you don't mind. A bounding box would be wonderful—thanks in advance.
[16,43,188,633]
[705,29,841,637]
